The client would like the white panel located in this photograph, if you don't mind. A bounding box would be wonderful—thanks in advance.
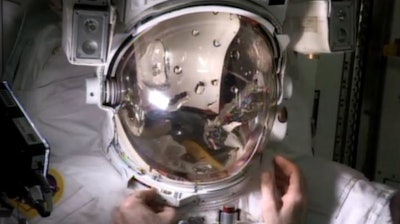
[283,53,318,156]
[312,54,344,160]
[285,53,345,159]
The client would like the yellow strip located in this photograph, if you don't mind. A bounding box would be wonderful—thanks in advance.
[12,169,64,219]
[182,140,224,171]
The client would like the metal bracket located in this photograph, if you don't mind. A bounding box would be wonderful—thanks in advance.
[329,1,356,52]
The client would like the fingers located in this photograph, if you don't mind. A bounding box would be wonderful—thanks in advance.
[157,206,177,223]
[261,172,278,212]
[121,189,157,208]
[113,188,176,224]
[135,188,158,201]
[261,171,282,223]
[274,155,307,212]
[274,155,303,192]
[274,156,298,177]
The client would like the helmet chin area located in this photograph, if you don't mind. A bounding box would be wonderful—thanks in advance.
[96,5,287,209]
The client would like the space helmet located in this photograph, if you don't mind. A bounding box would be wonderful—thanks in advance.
[72,0,290,209]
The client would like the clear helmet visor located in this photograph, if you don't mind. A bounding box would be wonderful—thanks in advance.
[109,10,279,183]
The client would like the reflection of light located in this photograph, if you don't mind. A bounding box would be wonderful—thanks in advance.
[197,56,209,73]
[198,56,207,66]
[149,90,170,110]
[197,68,209,73]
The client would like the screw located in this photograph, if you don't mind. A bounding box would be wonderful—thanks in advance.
[85,19,98,33]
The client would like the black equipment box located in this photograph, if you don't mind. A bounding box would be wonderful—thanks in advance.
[0,81,52,217]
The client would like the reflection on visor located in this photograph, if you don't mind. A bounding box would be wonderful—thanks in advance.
[108,11,278,183]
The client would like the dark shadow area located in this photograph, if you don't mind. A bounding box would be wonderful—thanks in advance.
[357,0,396,180]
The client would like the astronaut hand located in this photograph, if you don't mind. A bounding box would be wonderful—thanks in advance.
[112,188,176,224]
[261,155,307,224]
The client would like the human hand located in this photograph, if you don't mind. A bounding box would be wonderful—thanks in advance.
[112,188,176,224]
[261,155,307,224]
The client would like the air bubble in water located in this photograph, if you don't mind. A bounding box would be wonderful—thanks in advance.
[152,63,162,76]
[174,66,183,75]
[213,40,221,47]
[195,82,206,94]
[211,79,219,86]
[192,29,200,36]
[231,86,239,94]
[143,40,168,86]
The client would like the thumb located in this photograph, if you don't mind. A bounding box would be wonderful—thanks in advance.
[157,206,176,224]
[261,172,278,214]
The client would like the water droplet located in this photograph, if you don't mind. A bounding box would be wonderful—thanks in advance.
[213,40,221,47]
[195,82,206,94]
[174,66,183,75]
[211,79,219,86]
[230,50,240,60]
[245,70,253,76]
[212,11,219,15]
[236,38,241,44]
[175,130,183,136]
[231,86,239,94]
[192,29,200,36]
[144,40,168,86]
[152,63,162,76]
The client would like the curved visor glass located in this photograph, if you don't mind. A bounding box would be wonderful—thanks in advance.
[114,11,278,183]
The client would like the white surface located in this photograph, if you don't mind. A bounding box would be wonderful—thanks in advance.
[269,108,288,142]
[313,54,344,160]
[284,0,331,54]
[85,77,101,104]
[281,52,317,157]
